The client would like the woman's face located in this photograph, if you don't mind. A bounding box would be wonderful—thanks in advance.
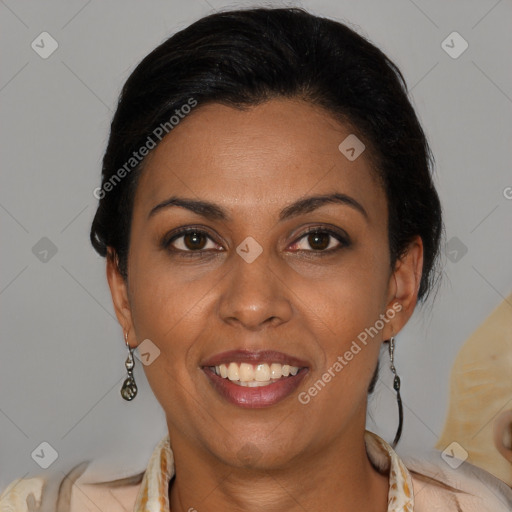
[108,98,422,469]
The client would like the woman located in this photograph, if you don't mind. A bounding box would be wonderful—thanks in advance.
[1,6,510,512]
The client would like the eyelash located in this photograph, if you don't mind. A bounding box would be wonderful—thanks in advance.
[161,226,350,258]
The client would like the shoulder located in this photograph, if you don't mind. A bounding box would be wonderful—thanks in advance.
[0,463,144,512]
[402,451,512,511]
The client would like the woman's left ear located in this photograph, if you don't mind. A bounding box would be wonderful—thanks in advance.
[106,248,135,340]
[386,235,424,334]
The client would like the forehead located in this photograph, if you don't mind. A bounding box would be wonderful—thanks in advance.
[134,98,386,221]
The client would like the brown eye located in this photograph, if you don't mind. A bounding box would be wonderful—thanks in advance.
[307,232,330,251]
[183,231,208,250]
[164,228,220,254]
[289,227,350,254]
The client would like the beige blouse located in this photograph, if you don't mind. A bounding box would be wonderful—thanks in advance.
[1,430,511,511]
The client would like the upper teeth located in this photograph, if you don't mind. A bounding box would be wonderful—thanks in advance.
[213,362,300,384]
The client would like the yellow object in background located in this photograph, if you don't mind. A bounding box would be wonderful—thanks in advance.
[436,293,512,486]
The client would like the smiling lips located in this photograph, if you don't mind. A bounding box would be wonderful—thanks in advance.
[202,350,309,407]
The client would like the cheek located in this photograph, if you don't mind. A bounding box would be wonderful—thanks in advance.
[127,262,209,411]
[126,260,212,405]
[286,253,389,395]
[128,241,218,336]
[290,250,389,336]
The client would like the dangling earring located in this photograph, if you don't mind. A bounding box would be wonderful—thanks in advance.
[389,335,403,449]
[120,332,138,401]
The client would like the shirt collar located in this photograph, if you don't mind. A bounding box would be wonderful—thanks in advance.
[133,430,414,512]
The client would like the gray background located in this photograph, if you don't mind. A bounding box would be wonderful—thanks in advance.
[1,0,511,490]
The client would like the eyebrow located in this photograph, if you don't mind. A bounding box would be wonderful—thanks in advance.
[148,193,368,222]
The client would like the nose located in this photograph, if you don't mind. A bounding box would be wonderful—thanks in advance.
[217,247,293,331]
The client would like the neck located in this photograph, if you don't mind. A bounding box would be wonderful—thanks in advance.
[167,421,389,512]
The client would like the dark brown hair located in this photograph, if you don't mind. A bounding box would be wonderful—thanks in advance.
[90,6,443,303]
